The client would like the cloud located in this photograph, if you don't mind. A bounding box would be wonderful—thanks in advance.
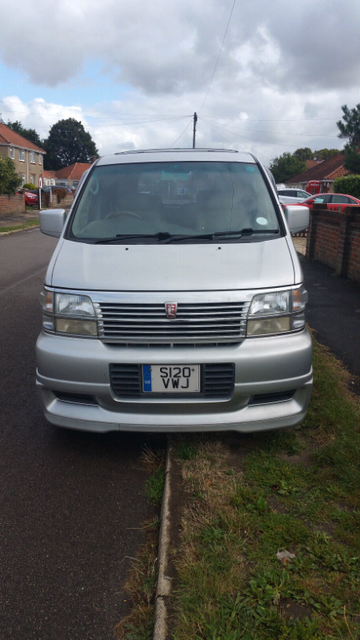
[0,0,358,94]
[0,0,358,164]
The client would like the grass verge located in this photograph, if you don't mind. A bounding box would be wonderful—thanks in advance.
[169,338,360,639]
[114,446,165,640]
[0,219,39,233]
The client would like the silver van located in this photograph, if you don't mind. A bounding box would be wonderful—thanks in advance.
[36,149,312,433]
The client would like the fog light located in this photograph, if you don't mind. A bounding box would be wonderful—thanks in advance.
[247,316,291,336]
[55,318,98,336]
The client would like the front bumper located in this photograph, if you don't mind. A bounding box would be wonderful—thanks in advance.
[36,330,313,433]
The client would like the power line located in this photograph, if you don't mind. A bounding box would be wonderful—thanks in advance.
[170,117,193,147]
[198,0,237,114]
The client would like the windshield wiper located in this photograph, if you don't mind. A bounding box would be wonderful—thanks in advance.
[93,232,172,244]
[160,228,280,243]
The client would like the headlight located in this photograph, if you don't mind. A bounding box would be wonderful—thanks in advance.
[55,293,95,317]
[40,289,98,336]
[247,287,307,336]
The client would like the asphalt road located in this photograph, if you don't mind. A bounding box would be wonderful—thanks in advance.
[299,254,360,380]
[0,227,163,639]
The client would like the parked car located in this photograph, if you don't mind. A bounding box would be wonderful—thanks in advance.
[36,148,312,434]
[301,193,360,207]
[41,185,73,194]
[17,188,39,206]
[283,193,360,214]
[277,188,311,205]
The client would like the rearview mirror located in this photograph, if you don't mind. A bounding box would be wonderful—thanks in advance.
[284,205,309,234]
[39,209,67,238]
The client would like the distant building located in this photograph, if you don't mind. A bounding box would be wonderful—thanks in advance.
[285,153,349,193]
[55,162,92,189]
[0,121,46,187]
[43,170,57,187]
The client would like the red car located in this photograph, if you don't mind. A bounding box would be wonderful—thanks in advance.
[302,193,360,209]
[25,191,39,206]
[285,193,360,213]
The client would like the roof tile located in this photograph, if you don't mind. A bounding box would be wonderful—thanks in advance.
[0,122,45,153]
[285,153,349,184]
[55,162,92,180]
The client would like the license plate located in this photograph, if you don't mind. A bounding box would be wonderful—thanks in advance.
[143,365,200,393]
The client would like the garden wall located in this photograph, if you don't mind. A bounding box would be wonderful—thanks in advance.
[0,194,24,218]
[306,204,360,282]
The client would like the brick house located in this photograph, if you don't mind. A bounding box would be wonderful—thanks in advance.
[0,121,46,187]
[285,153,349,193]
[55,162,92,188]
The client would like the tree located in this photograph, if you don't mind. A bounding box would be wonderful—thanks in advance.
[337,104,360,174]
[44,118,98,170]
[337,104,360,148]
[7,120,43,148]
[269,153,306,184]
[293,148,314,161]
[0,155,21,194]
[343,147,360,174]
[313,148,339,161]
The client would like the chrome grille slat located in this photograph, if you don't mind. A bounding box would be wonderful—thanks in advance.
[98,302,249,344]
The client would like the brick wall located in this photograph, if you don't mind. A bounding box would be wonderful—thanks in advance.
[348,218,360,281]
[0,194,24,217]
[306,204,360,283]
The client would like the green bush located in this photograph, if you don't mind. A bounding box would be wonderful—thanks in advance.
[23,182,36,190]
[333,174,360,199]
[0,156,21,194]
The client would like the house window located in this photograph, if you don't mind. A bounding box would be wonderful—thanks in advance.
[19,149,25,162]
[39,154,42,165]
[20,173,26,186]
[31,174,36,185]
[30,151,35,163]
[10,147,14,159]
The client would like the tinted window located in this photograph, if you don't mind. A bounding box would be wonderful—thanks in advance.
[69,162,280,242]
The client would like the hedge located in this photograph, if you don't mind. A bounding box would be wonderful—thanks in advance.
[333,175,360,199]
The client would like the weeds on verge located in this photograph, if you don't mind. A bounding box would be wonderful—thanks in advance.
[114,447,165,639]
[170,339,360,639]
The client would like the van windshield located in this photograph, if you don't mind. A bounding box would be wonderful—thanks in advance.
[69,161,280,243]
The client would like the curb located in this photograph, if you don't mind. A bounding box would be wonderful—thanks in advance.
[0,224,39,236]
[153,439,172,640]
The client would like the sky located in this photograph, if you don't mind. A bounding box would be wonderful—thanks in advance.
[0,0,359,167]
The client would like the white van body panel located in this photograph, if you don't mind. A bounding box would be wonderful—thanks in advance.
[47,237,297,292]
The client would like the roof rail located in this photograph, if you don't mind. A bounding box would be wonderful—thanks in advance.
[114,148,239,155]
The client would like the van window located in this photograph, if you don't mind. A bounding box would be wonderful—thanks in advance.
[69,162,280,242]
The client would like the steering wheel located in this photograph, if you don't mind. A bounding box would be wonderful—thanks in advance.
[105,210,142,220]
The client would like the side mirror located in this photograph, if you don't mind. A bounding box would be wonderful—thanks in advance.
[39,209,67,238]
[284,205,309,234]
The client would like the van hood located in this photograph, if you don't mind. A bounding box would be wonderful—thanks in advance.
[47,237,297,291]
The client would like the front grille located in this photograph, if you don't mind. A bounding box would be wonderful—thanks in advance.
[109,363,235,399]
[97,302,249,345]
[203,364,235,398]
[109,364,142,398]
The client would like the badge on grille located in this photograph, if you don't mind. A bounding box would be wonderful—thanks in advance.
[165,302,178,318]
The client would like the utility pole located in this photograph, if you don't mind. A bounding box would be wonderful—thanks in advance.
[192,112,198,148]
